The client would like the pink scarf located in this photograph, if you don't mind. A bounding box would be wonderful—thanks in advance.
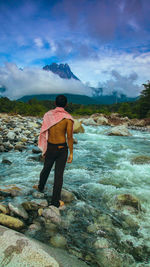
[38,107,74,155]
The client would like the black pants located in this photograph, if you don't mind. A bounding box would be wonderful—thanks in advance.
[38,142,68,207]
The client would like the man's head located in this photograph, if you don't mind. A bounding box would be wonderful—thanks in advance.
[55,95,67,108]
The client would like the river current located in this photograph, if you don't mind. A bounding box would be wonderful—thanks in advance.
[0,125,150,266]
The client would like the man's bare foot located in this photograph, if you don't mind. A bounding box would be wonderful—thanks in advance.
[33,184,38,190]
[59,200,65,207]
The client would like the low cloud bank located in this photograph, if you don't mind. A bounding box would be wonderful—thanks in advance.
[0,63,91,100]
[93,70,143,98]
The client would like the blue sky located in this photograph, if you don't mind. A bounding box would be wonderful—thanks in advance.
[0,0,150,99]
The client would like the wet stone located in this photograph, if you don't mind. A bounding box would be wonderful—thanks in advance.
[1,158,12,165]
[8,202,29,220]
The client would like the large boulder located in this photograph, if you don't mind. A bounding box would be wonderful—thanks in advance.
[107,125,132,136]
[73,119,85,133]
[0,225,59,266]
[0,225,89,267]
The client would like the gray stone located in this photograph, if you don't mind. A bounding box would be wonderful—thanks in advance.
[8,202,29,219]
[96,248,123,267]
[61,189,75,203]
[50,234,67,248]
[42,206,61,224]
[7,131,16,140]
[2,158,12,165]
[107,125,132,136]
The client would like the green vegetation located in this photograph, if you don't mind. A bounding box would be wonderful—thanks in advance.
[0,81,150,118]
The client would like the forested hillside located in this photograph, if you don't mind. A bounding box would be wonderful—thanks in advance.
[0,81,149,118]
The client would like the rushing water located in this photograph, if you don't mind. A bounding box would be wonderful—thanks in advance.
[0,125,150,266]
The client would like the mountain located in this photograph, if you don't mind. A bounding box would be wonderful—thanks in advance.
[17,93,99,105]
[17,93,137,105]
[43,63,79,80]
[16,62,138,104]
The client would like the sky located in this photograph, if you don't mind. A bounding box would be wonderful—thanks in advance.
[0,0,150,99]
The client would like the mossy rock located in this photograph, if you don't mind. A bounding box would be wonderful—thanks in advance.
[131,155,150,165]
[0,214,24,230]
[116,194,141,210]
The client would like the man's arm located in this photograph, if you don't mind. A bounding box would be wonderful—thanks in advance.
[67,119,73,163]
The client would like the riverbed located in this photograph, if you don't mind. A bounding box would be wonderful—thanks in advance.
[0,124,150,266]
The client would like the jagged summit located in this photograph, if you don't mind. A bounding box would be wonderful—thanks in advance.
[43,63,79,80]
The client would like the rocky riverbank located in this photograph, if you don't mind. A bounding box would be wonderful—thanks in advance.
[0,112,150,153]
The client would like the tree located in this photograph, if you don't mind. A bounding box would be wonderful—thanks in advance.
[138,81,150,118]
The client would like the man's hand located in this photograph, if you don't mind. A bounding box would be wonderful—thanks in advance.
[67,154,73,163]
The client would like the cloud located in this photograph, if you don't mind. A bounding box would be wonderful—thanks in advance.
[69,49,150,95]
[96,70,143,97]
[0,63,91,99]
[34,38,44,48]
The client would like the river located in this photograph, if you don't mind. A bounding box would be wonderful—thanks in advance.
[0,124,150,266]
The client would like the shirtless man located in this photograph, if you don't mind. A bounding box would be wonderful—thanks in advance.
[38,95,73,208]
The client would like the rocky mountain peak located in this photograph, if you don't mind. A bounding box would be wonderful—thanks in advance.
[43,63,79,80]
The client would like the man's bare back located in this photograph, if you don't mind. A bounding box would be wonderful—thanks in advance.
[48,118,73,163]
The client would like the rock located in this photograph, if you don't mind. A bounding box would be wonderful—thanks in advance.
[28,223,41,231]
[8,202,29,219]
[7,131,15,140]
[32,147,41,154]
[2,158,12,164]
[0,204,9,214]
[0,225,88,267]
[32,191,45,198]
[94,238,110,249]
[27,155,43,162]
[42,206,61,224]
[82,118,97,126]
[50,234,67,248]
[0,214,24,230]
[73,138,78,144]
[61,189,75,203]
[96,248,123,267]
[14,144,26,151]
[116,194,141,210]
[107,125,132,136]
[0,225,59,266]
[22,201,38,211]
[97,116,109,125]
[73,119,85,133]
[22,199,48,211]
[38,208,43,216]
[0,145,5,152]
[87,223,99,233]
[129,119,146,127]
[131,155,150,165]
[0,185,22,197]
[45,222,58,236]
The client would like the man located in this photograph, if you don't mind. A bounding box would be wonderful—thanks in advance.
[38,95,74,208]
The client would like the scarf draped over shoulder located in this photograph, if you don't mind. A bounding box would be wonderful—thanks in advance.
[38,107,74,155]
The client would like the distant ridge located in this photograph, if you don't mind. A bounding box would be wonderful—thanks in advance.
[17,93,98,105]
[43,63,79,80]
[17,93,137,105]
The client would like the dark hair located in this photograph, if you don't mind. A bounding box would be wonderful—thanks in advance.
[55,95,67,107]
